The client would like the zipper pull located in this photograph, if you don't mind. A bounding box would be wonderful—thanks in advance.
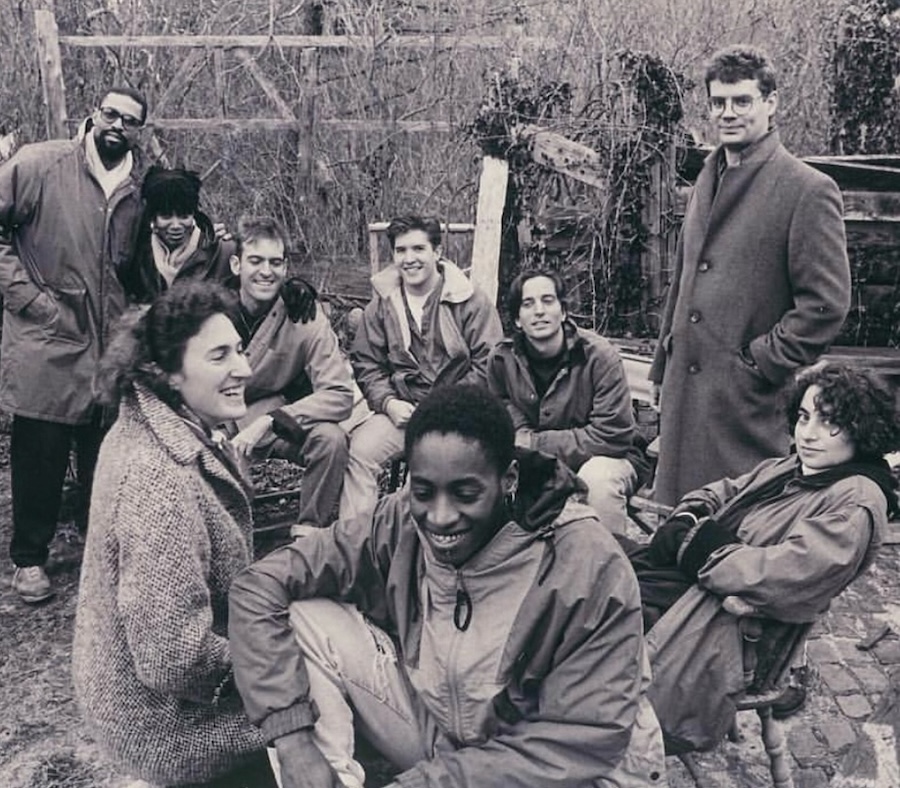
[453,572,472,631]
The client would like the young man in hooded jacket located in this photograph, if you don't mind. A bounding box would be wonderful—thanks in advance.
[229,384,666,788]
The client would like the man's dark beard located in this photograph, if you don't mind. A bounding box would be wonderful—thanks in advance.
[94,129,130,167]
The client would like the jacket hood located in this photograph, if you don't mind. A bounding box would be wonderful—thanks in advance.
[370,258,473,303]
[511,447,588,532]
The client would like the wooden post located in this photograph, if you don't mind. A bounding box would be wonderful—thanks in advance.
[298,48,319,195]
[471,156,509,304]
[34,5,68,139]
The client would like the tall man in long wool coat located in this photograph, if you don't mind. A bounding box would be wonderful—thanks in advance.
[648,45,851,506]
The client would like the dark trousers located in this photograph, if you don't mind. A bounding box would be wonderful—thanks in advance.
[263,421,349,527]
[9,414,106,567]
[177,750,279,787]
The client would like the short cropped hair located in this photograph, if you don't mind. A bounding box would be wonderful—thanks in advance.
[786,364,900,460]
[405,384,515,474]
[101,85,149,124]
[234,215,288,258]
[386,215,443,251]
[704,45,777,97]
[506,268,568,320]
[95,281,238,408]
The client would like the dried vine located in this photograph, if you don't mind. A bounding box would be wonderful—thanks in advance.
[467,51,690,338]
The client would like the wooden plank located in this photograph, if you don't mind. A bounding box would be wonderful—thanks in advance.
[145,117,453,132]
[155,49,207,114]
[212,49,226,118]
[298,48,318,191]
[33,8,68,139]
[470,156,508,304]
[233,48,296,120]
[57,33,529,50]
[843,191,900,220]
[517,124,607,189]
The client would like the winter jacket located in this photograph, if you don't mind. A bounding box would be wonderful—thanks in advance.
[118,209,234,304]
[0,119,142,424]
[646,455,887,752]
[649,131,851,504]
[72,385,266,785]
[229,451,665,787]
[488,322,647,477]
[351,260,502,412]
[231,293,354,441]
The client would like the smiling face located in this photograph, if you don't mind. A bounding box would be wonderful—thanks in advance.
[515,275,566,346]
[708,78,776,150]
[392,229,442,296]
[92,91,144,162]
[153,212,195,249]
[408,432,517,568]
[794,385,857,475]
[230,236,288,314]
[168,313,251,428]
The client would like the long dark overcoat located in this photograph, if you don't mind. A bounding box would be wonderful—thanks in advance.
[648,131,851,505]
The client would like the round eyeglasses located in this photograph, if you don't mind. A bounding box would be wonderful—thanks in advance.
[707,94,764,117]
[98,106,144,130]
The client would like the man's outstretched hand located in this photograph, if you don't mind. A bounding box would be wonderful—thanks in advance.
[274,729,343,788]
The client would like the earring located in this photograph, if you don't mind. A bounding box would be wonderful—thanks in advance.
[504,483,518,509]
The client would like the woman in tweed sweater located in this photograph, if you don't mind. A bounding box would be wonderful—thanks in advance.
[72,281,276,787]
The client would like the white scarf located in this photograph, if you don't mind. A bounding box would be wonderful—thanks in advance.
[83,130,133,199]
[151,225,202,287]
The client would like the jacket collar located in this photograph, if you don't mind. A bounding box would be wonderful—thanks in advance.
[370,258,473,304]
[130,383,253,497]
[709,128,781,170]
[509,319,585,363]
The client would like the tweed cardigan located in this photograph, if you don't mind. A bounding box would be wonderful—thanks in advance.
[72,385,266,785]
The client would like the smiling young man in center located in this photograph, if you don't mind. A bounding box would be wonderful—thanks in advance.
[341,215,503,522]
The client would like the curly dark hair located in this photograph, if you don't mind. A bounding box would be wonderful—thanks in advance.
[786,364,900,460]
[704,44,777,97]
[405,384,514,474]
[94,280,239,409]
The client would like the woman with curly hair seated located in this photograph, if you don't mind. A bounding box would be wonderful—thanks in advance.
[622,363,900,753]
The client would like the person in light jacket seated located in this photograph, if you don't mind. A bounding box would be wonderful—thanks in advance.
[622,363,900,753]
[229,384,666,788]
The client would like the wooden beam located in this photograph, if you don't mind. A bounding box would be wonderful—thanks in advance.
[57,34,524,50]
[144,117,453,132]
[470,156,509,304]
[154,49,207,115]
[233,48,296,120]
[34,8,68,139]
[517,124,607,190]
[212,49,226,118]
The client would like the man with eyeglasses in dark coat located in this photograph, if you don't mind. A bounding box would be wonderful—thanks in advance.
[649,45,851,507]
[0,86,147,603]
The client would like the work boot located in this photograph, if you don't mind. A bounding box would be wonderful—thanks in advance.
[13,565,54,604]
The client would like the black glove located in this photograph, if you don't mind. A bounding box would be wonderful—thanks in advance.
[647,512,698,566]
[678,517,740,581]
[281,277,318,324]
